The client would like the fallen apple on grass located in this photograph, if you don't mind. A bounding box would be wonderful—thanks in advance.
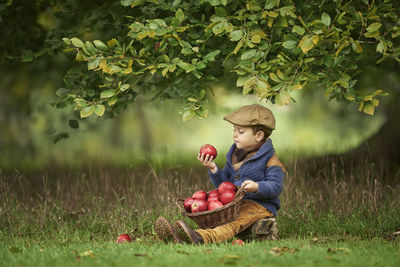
[116,234,132,243]
[231,239,244,246]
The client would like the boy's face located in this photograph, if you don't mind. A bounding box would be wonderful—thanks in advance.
[233,125,264,149]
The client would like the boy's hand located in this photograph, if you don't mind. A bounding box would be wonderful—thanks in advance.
[242,180,258,193]
[198,153,217,173]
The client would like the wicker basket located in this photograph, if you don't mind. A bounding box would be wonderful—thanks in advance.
[176,187,245,229]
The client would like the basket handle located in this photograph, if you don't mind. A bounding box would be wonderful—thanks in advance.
[175,198,187,214]
[235,186,245,199]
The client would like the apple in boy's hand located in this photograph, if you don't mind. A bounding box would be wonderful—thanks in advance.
[116,234,132,243]
[200,144,217,159]
[218,181,236,194]
[191,199,208,213]
[208,190,220,199]
[232,239,244,246]
[183,197,195,212]
[220,190,236,204]
[192,190,207,200]
[207,200,224,211]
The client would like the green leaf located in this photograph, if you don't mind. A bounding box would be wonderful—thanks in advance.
[229,30,243,41]
[362,99,379,115]
[120,84,130,91]
[100,89,116,98]
[204,50,221,62]
[121,0,133,6]
[269,72,281,83]
[366,22,382,32]
[93,40,109,51]
[177,62,195,72]
[62,38,71,45]
[292,25,305,35]
[247,0,261,11]
[300,37,314,53]
[276,91,291,106]
[282,40,297,49]
[352,41,363,53]
[70,37,84,48]
[80,106,95,118]
[88,59,100,70]
[175,8,184,24]
[240,49,257,60]
[94,104,105,117]
[182,110,195,121]
[321,12,331,27]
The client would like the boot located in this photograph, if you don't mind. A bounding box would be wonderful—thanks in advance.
[154,216,182,243]
[174,220,204,244]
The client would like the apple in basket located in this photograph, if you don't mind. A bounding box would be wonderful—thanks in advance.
[183,197,195,212]
[208,200,224,211]
[220,190,236,205]
[192,190,207,200]
[191,199,208,213]
[207,196,219,202]
[218,181,236,194]
[208,189,220,199]
[199,144,217,159]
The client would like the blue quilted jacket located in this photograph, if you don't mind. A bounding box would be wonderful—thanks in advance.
[208,139,284,216]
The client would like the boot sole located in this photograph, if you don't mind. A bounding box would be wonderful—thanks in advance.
[174,220,196,244]
[155,217,182,243]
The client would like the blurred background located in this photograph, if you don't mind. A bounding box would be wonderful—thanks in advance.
[0,1,397,172]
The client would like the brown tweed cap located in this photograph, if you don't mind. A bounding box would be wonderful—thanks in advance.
[223,104,276,130]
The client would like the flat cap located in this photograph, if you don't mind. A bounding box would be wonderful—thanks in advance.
[223,104,275,129]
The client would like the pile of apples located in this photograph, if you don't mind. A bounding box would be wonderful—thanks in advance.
[183,181,237,213]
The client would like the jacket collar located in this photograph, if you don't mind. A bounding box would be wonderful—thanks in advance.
[226,138,275,164]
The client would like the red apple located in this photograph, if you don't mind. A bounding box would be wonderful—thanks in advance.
[116,234,132,243]
[207,200,224,211]
[220,190,236,204]
[207,196,219,202]
[183,197,195,212]
[191,199,208,213]
[192,190,207,200]
[232,239,244,246]
[208,190,220,199]
[200,144,217,159]
[218,181,236,194]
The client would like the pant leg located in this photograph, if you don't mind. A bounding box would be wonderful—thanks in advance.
[196,200,273,244]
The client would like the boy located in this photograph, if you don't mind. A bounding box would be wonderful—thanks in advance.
[155,104,286,244]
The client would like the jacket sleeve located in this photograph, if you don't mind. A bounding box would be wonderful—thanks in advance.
[248,166,284,200]
[208,164,234,188]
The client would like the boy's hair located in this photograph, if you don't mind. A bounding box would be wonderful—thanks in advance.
[252,125,273,141]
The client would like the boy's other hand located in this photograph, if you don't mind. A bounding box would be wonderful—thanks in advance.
[242,180,258,193]
[198,153,217,173]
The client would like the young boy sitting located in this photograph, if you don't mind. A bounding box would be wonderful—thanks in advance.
[155,104,286,244]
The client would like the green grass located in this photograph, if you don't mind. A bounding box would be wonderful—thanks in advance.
[1,155,399,266]
[1,238,399,267]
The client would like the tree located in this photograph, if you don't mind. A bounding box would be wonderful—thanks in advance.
[1,0,399,164]
[55,0,399,121]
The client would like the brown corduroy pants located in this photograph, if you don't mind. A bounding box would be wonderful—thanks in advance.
[196,200,273,244]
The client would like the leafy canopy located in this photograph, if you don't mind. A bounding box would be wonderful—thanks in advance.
[56,0,399,119]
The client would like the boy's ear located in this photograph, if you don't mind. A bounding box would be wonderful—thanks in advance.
[255,131,265,142]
